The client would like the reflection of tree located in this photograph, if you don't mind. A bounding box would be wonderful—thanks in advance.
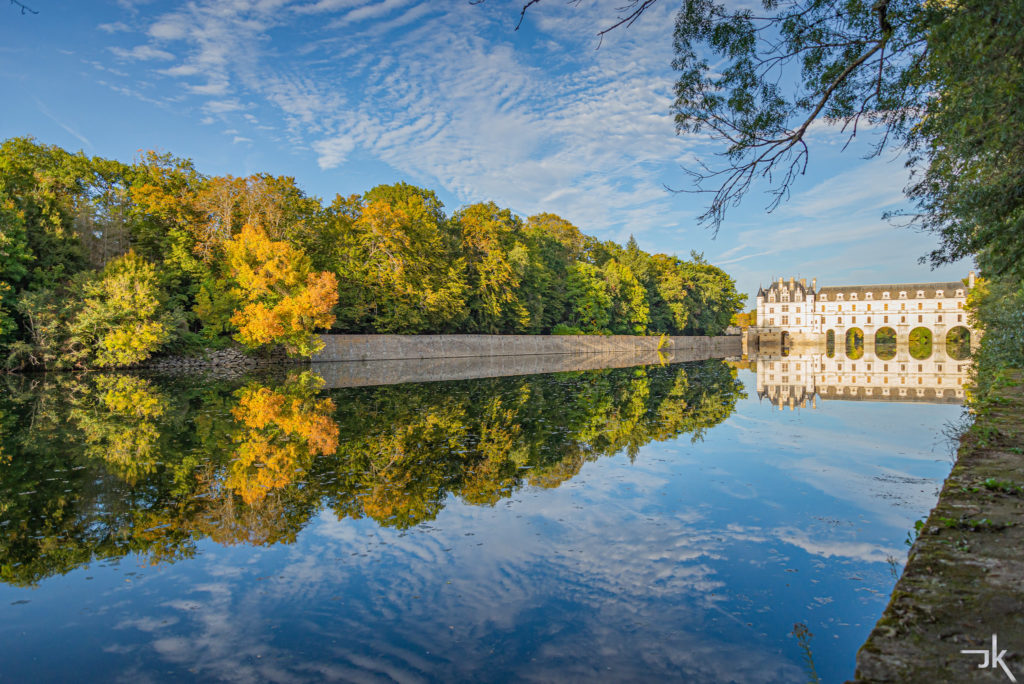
[0,360,744,584]
[845,328,864,360]
[227,372,338,504]
[946,326,971,360]
[909,327,933,360]
[875,327,897,361]
[69,375,168,483]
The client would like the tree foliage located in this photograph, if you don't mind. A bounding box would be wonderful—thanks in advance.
[0,138,744,369]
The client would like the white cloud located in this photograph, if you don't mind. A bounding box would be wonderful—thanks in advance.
[313,135,355,168]
[109,44,175,60]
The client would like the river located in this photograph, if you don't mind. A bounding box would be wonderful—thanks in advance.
[0,356,963,682]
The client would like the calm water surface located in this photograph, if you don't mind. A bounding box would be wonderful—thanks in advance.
[0,360,960,682]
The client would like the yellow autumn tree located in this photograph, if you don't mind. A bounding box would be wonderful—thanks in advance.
[224,223,338,357]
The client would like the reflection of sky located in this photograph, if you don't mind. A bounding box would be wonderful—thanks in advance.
[0,369,960,683]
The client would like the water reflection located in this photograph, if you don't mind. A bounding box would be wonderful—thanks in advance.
[0,361,743,586]
[753,346,968,409]
[0,358,962,682]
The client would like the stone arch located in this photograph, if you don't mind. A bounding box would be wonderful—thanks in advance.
[875,327,897,360]
[846,327,865,360]
[825,329,835,358]
[946,326,971,360]
[909,327,933,360]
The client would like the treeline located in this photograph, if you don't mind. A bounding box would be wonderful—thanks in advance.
[0,137,743,370]
[0,361,744,585]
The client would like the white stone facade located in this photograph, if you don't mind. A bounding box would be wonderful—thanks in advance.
[754,273,977,347]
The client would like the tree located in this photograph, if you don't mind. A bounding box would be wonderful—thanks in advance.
[331,183,467,333]
[564,262,612,333]
[602,259,649,334]
[223,224,339,357]
[454,202,530,333]
[904,0,1024,282]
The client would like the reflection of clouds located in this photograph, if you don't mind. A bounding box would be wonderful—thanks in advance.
[772,527,900,564]
[106,369,953,682]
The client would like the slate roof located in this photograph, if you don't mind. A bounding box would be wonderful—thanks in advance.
[817,281,966,299]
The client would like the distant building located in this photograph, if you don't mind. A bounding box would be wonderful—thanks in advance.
[754,273,977,346]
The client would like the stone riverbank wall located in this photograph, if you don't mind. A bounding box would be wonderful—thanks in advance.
[312,334,740,364]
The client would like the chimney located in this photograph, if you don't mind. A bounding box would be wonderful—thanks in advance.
[800,278,806,288]
[969,271,976,288]
[789,276,795,288]
[812,278,817,290]
[778,276,783,287]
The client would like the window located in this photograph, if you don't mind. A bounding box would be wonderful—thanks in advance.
[884,315,889,323]
[938,315,943,322]
[866,292,873,300]
[936,290,944,297]
[884,303,889,311]
[917,290,925,298]
[782,316,789,325]
[867,304,872,311]
[770,307,775,313]
[918,315,923,322]
[901,303,906,310]
[918,302,923,310]
[837,293,844,301]
[838,305,843,312]
[899,291,907,298]
[867,317,872,324]
[781,305,789,312]
[852,316,857,323]
[769,294,775,302]
[820,294,828,301]
[958,314,963,322]
[796,318,801,325]
[883,364,888,371]
[820,316,825,324]
[769,317,775,325]
[901,316,906,323]
[852,304,857,311]
[918,364,923,372]
[851,293,858,300]
[882,292,890,299]
[958,302,963,309]
[937,302,942,309]
[838,317,843,324]
[956,289,964,297]
[937,364,943,372]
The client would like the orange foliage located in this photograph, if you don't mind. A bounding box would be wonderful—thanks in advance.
[225,224,338,356]
[227,374,339,505]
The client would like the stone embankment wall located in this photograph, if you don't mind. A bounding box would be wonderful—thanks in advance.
[312,334,740,363]
[316,344,737,389]
[852,372,1024,683]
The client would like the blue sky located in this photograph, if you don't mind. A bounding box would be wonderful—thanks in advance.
[0,0,971,305]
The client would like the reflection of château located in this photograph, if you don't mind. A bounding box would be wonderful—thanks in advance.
[748,272,978,409]
[754,348,969,409]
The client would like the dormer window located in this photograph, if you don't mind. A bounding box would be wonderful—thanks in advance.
[837,293,844,301]
[851,293,858,300]
[916,290,925,298]
[882,292,890,299]
[935,290,943,297]
[956,289,964,297]
[820,294,828,301]
[769,294,775,302]
[899,291,907,298]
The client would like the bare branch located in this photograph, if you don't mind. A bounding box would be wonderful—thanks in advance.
[9,0,38,14]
